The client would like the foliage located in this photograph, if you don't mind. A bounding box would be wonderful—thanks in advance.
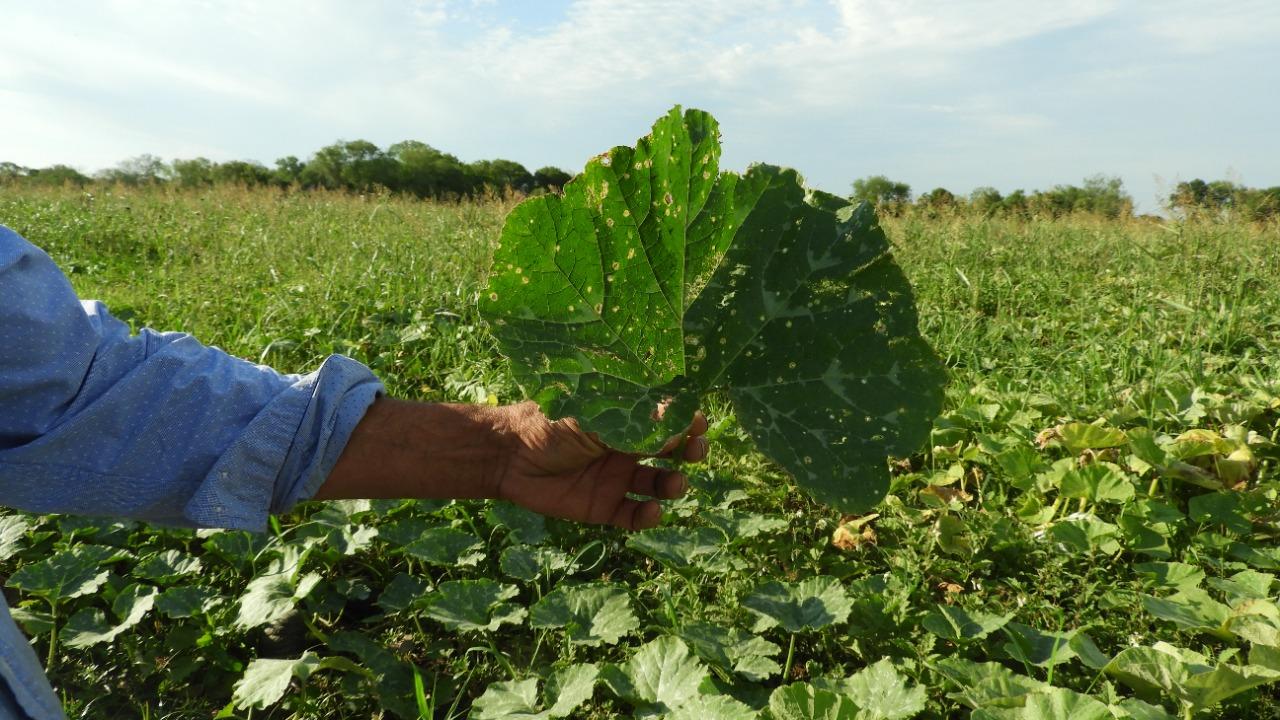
[481,108,945,511]
[0,185,1277,718]
[851,174,911,211]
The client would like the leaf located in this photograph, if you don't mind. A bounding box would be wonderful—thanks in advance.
[134,550,203,584]
[1140,589,1232,639]
[8,545,115,600]
[999,623,1078,669]
[401,527,485,566]
[60,583,158,649]
[626,526,737,572]
[234,551,319,630]
[1188,492,1250,534]
[233,653,322,710]
[602,636,707,712]
[1133,562,1205,593]
[1058,423,1128,454]
[701,509,788,540]
[1058,463,1135,504]
[530,583,639,646]
[1208,570,1276,601]
[932,658,1046,709]
[1046,515,1121,555]
[500,545,576,583]
[545,663,599,717]
[0,514,32,561]
[743,576,852,633]
[471,678,541,719]
[767,682,859,720]
[486,502,549,546]
[479,107,945,512]
[666,693,761,719]
[680,620,782,681]
[921,604,1012,642]
[420,579,526,633]
[839,658,926,720]
[155,585,219,619]
[1104,642,1280,713]
[1019,687,1113,720]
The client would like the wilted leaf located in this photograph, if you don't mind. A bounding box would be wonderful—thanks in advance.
[480,107,945,512]
[1059,423,1128,454]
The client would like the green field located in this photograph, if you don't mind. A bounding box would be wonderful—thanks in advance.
[2,185,1278,719]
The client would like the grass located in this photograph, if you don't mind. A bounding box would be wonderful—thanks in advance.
[0,184,1277,719]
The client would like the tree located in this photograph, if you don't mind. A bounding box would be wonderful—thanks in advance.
[969,186,1003,216]
[302,140,397,191]
[272,156,305,187]
[171,157,215,187]
[533,166,573,193]
[26,165,90,187]
[851,175,911,209]
[99,154,168,185]
[389,141,470,198]
[0,162,29,184]
[469,159,534,194]
[212,161,271,186]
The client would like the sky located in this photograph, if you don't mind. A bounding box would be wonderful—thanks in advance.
[1,0,1277,212]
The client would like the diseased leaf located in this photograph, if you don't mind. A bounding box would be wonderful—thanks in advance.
[743,576,852,633]
[1058,423,1128,454]
[530,583,639,646]
[480,107,945,511]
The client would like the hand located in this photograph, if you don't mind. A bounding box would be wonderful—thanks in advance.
[493,401,709,531]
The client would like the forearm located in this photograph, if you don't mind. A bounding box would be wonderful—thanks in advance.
[314,397,516,502]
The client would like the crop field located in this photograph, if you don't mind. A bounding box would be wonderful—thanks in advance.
[1,185,1278,719]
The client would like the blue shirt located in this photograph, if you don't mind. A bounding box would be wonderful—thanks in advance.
[0,226,383,718]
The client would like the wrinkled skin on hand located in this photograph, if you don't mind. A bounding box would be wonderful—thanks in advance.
[494,401,709,531]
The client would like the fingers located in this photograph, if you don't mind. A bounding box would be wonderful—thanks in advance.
[629,462,687,500]
[682,436,709,462]
[611,498,662,531]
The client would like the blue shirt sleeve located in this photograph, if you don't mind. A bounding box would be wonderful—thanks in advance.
[0,225,383,532]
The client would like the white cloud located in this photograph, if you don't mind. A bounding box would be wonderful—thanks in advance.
[1140,0,1280,52]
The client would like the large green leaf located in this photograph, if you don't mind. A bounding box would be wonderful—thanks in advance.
[921,604,1013,642]
[7,545,115,600]
[680,620,782,681]
[60,583,157,649]
[839,658,926,720]
[529,583,639,646]
[420,579,525,633]
[767,682,859,720]
[1104,641,1280,714]
[601,636,707,713]
[480,107,945,511]
[743,576,852,633]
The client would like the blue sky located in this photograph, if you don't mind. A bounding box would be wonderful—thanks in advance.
[1,0,1277,212]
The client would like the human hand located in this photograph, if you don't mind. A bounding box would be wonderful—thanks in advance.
[492,401,709,531]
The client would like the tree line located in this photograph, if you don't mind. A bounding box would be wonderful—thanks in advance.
[0,140,573,199]
[3,146,1277,222]
[853,173,1279,221]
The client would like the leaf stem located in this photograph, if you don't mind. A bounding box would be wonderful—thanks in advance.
[784,633,797,679]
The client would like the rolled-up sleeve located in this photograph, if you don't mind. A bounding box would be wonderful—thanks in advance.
[0,225,383,531]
